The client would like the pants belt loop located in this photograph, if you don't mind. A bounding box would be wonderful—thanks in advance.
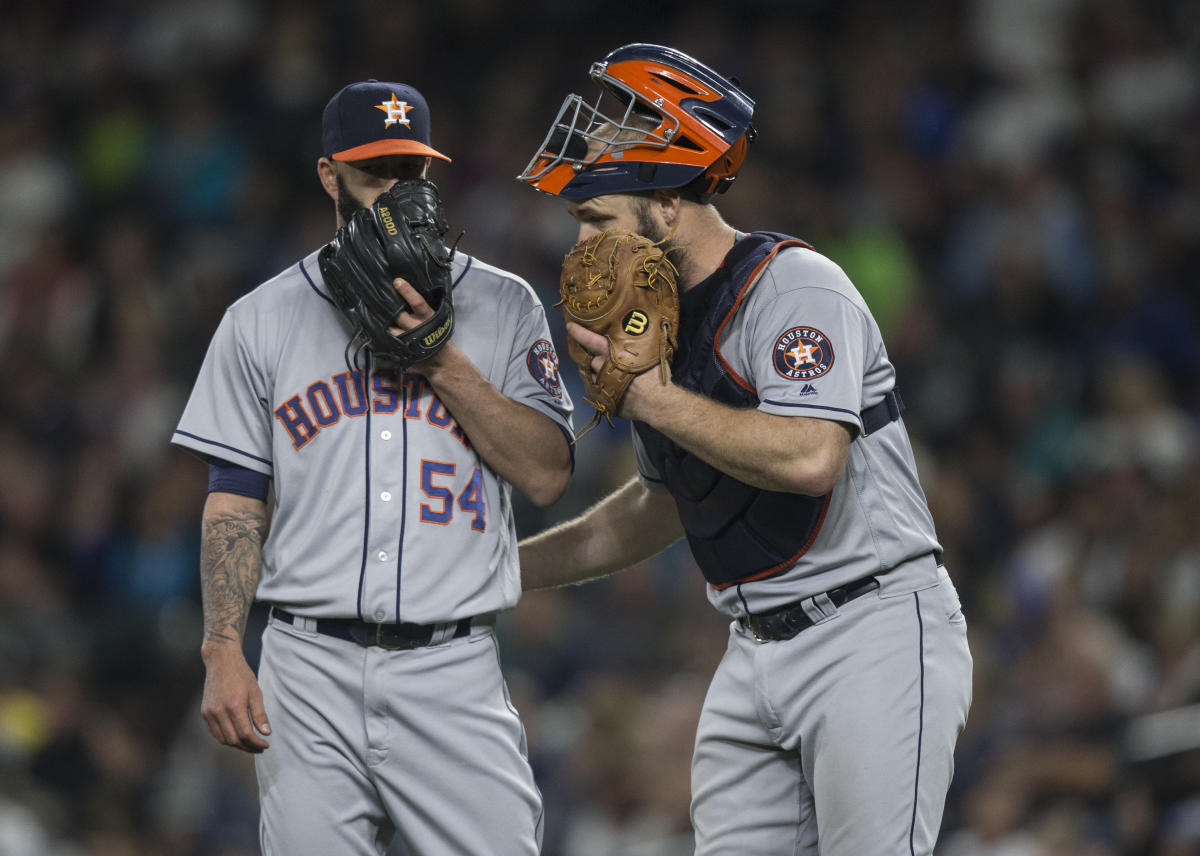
[272,606,317,634]
[429,621,460,646]
[801,592,838,624]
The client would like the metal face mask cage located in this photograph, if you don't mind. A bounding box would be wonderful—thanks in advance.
[518,70,686,197]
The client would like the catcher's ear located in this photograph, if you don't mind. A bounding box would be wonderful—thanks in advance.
[652,189,683,228]
[317,158,340,200]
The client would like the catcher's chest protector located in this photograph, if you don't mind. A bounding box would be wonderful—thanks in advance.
[635,232,832,590]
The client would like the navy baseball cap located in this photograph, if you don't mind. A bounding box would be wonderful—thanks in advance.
[321,79,451,163]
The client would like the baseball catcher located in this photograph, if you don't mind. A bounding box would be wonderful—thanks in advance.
[558,228,679,438]
[517,45,972,856]
[319,178,457,368]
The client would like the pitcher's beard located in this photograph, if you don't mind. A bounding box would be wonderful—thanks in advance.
[336,172,377,226]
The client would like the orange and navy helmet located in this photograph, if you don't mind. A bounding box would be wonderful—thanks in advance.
[518,44,754,200]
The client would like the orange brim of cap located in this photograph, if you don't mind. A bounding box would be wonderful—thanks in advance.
[332,140,452,162]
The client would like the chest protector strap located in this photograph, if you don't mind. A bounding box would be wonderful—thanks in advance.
[634,232,902,589]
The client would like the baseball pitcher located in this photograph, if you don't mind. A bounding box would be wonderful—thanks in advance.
[173,79,572,855]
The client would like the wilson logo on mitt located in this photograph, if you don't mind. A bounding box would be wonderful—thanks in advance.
[558,228,679,440]
[622,310,650,335]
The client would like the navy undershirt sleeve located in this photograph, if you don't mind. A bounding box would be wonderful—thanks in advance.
[208,459,270,501]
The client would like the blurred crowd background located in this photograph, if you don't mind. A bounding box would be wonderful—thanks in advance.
[1,0,1198,853]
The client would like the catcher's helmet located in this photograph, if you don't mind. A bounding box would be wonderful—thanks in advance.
[518,44,755,200]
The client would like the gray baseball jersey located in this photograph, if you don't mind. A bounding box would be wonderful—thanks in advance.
[634,242,971,855]
[173,247,570,855]
[174,249,572,624]
[634,244,941,617]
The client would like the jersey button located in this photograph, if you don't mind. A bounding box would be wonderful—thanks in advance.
[374,609,386,621]
[378,551,388,561]
[381,430,392,440]
[381,491,392,502]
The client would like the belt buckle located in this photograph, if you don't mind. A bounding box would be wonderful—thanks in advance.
[741,617,767,642]
[748,604,809,643]
[375,623,412,650]
[344,622,372,647]
[374,622,434,650]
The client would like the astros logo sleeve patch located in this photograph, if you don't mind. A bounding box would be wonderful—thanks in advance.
[773,327,834,380]
[527,339,563,397]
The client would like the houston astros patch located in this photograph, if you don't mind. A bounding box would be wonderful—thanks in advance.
[773,327,834,380]
[527,339,563,397]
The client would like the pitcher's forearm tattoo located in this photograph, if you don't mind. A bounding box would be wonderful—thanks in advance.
[201,509,267,644]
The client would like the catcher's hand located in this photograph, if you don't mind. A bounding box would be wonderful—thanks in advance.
[319,179,457,368]
[558,228,679,438]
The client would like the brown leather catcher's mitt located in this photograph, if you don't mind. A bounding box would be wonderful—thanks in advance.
[558,229,679,438]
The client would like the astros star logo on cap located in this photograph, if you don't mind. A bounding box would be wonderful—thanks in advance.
[376,94,412,128]
[322,80,451,163]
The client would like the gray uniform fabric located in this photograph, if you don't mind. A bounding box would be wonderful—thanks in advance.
[692,559,971,855]
[258,615,542,856]
[636,245,942,616]
[635,244,972,855]
[175,250,572,622]
[174,248,570,855]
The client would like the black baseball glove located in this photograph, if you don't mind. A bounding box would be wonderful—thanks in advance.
[318,179,457,368]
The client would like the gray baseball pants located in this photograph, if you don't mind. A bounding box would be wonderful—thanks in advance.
[692,559,973,855]
[254,614,543,855]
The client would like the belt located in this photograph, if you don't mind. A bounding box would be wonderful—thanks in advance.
[270,607,474,650]
[740,574,881,642]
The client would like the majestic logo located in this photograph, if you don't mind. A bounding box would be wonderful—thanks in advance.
[527,339,563,398]
[622,310,649,336]
[376,94,412,127]
[773,327,834,380]
[798,383,819,396]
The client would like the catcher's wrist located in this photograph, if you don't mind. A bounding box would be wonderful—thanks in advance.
[621,371,672,421]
